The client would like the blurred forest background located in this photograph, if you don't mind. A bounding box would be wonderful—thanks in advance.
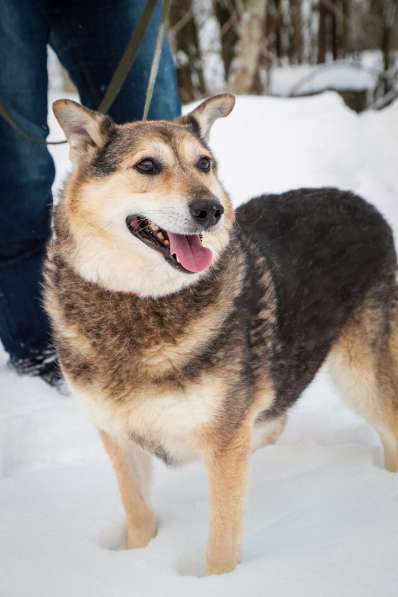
[53,0,398,113]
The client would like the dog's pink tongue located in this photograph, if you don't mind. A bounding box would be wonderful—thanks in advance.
[167,233,212,273]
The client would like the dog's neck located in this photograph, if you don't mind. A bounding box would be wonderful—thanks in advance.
[50,240,241,313]
[45,236,245,399]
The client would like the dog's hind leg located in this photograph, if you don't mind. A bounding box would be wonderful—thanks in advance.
[252,413,288,451]
[328,291,398,472]
[383,299,398,470]
[100,431,156,548]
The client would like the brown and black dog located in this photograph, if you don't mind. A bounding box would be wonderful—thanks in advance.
[44,94,398,575]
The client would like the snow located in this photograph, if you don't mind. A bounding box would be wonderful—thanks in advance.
[269,52,388,97]
[1,92,398,596]
[270,62,375,96]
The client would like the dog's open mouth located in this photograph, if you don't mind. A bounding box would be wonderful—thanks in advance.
[126,215,213,274]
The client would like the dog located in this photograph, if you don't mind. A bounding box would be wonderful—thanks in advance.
[44,94,398,575]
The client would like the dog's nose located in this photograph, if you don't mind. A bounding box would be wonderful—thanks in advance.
[189,199,224,229]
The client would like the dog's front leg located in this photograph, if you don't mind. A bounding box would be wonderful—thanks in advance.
[100,431,156,549]
[204,428,251,575]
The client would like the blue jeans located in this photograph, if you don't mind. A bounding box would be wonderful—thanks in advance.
[0,0,181,359]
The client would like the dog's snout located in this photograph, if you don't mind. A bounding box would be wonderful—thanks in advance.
[189,198,224,229]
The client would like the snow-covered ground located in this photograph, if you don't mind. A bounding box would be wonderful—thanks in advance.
[269,51,388,98]
[1,93,398,597]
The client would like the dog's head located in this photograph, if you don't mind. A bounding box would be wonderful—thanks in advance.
[53,94,235,297]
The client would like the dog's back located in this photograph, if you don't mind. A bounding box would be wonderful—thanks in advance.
[237,188,398,474]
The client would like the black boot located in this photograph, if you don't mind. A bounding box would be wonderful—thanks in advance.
[8,345,64,390]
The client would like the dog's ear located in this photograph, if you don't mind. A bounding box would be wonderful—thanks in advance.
[179,94,235,142]
[53,100,113,165]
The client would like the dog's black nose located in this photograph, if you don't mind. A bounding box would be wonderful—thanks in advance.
[189,199,224,229]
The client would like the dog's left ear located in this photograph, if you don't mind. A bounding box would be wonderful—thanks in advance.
[53,99,114,165]
[179,94,235,141]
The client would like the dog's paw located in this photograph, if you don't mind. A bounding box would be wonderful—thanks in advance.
[206,557,238,576]
[127,514,157,549]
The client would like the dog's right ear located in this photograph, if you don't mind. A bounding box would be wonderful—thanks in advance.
[53,100,113,165]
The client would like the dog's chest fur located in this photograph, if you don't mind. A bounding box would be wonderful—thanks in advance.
[45,245,277,464]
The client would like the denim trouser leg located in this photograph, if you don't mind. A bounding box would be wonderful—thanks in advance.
[48,0,181,122]
[0,0,55,359]
[0,0,181,360]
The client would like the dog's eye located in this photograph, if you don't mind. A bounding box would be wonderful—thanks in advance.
[135,159,159,175]
[196,156,211,173]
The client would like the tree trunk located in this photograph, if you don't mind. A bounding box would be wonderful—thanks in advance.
[382,0,396,73]
[192,0,226,94]
[214,0,239,80]
[331,1,338,60]
[381,0,396,95]
[170,0,206,103]
[318,2,327,63]
[291,0,303,64]
[228,0,268,94]
[341,0,349,57]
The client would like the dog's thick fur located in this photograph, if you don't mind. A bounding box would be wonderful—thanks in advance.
[45,95,398,575]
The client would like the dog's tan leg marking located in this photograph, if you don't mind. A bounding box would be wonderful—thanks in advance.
[379,424,398,472]
[384,309,398,471]
[258,414,287,449]
[204,428,251,575]
[100,431,156,548]
[328,303,398,473]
